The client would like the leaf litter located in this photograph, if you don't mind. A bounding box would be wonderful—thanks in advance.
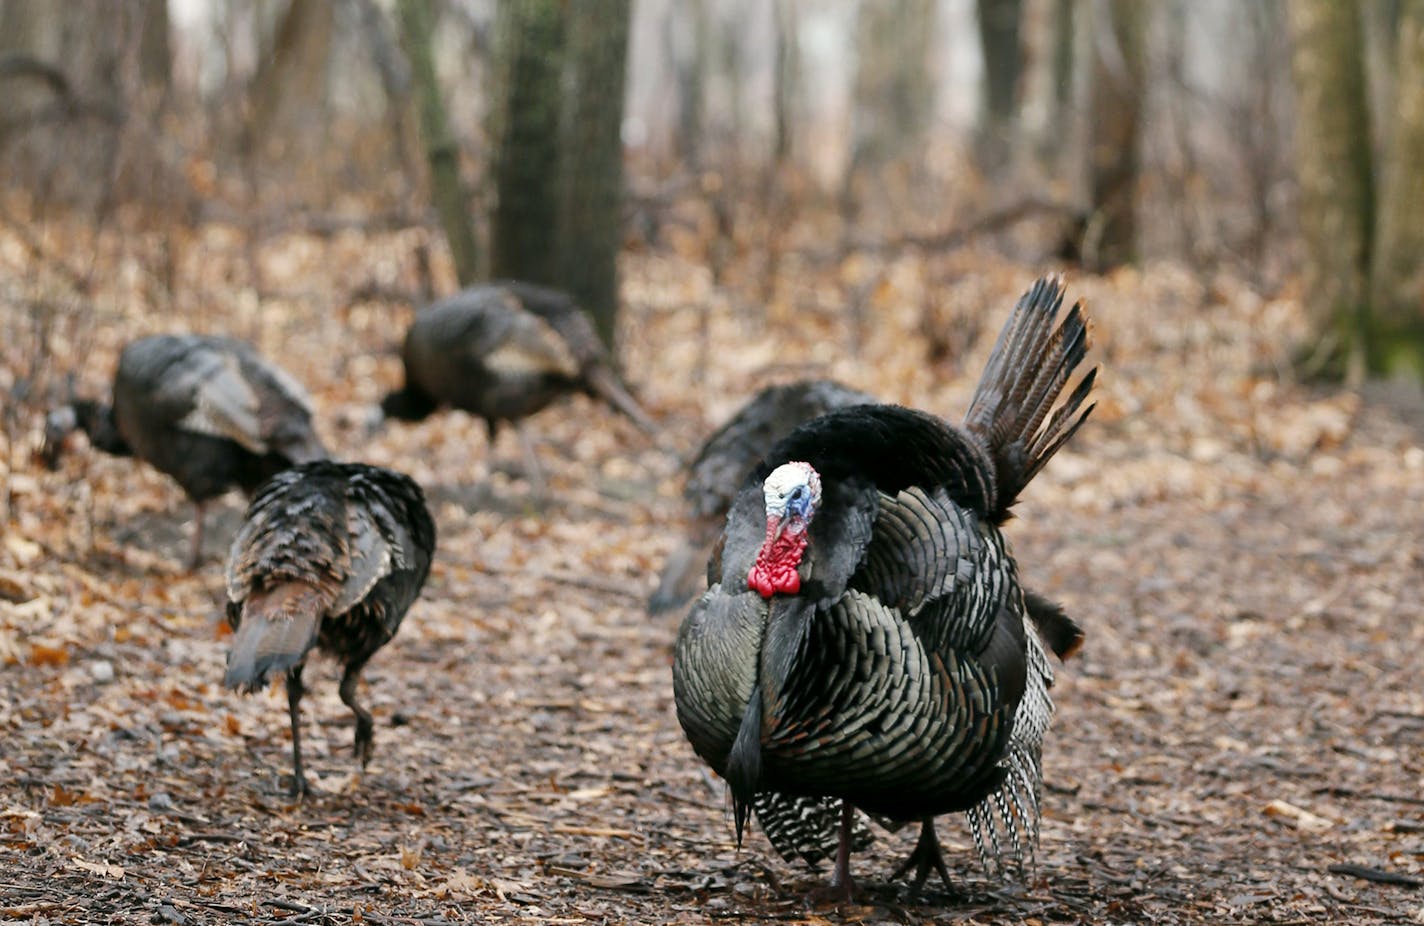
[0,210,1422,924]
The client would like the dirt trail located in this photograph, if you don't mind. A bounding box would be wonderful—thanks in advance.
[2,247,1421,924]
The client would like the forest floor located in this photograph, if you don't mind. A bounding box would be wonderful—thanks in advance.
[1,213,1422,925]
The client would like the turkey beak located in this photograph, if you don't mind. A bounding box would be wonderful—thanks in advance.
[40,408,76,470]
[771,510,806,542]
[362,404,387,440]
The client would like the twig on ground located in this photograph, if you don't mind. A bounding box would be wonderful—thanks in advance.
[1327,864,1423,888]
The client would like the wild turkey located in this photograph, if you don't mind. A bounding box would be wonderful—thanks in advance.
[672,276,1095,898]
[377,282,655,490]
[41,334,326,567]
[223,461,435,796]
[648,380,876,615]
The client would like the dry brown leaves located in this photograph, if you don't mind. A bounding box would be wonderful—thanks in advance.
[1,200,1421,925]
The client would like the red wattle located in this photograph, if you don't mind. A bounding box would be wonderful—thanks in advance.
[747,520,807,598]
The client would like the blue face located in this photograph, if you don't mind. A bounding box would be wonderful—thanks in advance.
[784,483,813,520]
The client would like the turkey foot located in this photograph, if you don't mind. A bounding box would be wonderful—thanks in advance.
[340,661,375,767]
[803,871,857,908]
[803,801,858,907]
[186,501,206,570]
[890,820,953,896]
[285,666,311,799]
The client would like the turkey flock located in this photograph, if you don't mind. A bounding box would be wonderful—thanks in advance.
[38,274,1096,905]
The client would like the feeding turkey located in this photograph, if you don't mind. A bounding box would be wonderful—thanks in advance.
[41,334,327,568]
[223,461,435,797]
[376,281,656,492]
[672,275,1095,899]
[648,380,876,615]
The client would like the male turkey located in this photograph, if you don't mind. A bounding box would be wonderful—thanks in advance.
[223,461,435,796]
[377,282,655,489]
[648,380,876,615]
[41,334,326,567]
[672,276,1095,898]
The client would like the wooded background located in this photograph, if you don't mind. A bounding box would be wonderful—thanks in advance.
[1,0,1421,381]
[1,4,1423,924]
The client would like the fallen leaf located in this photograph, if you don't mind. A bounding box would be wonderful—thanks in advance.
[29,643,69,667]
[1264,799,1335,831]
[71,859,125,879]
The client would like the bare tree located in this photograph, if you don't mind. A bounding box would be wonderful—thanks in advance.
[1049,0,1076,144]
[553,0,631,347]
[397,0,480,285]
[976,0,1025,165]
[1288,0,1375,379]
[671,0,709,169]
[489,0,564,286]
[842,0,936,226]
[248,0,334,156]
[137,0,170,98]
[1368,0,1424,376]
[1083,0,1146,270]
[0,0,127,209]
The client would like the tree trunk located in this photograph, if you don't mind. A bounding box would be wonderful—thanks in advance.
[357,0,423,206]
[554,0,631,348]
[397,0,480,286]
[846,0,936,173]
[1288,0,1374,379]
[976,0,1024,166]
[0,0,126,208]
[1362,0,1403,161]
[841,0,936,229]
[1084,0,1146,271]
[490,0,565,286]
[1368,0,1424,378]
[772,0,799,166]
[1051,0,1075,127]
[671,0,708,168]
[248,0,334,159]
[137,0,170,96]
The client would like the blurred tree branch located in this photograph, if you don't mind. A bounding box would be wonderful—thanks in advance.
[397,0,481,286]
[0,53,125,133]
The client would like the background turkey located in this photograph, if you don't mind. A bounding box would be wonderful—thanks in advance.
[41,334,327,567]
[673,275,1095,899]
[223,460,436,797]
[648,380,876,615]
[377,281,656,491]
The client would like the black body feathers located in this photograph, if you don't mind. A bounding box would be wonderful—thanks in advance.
[43,334,326,564]
[224,461,435,794]
[673,275,1096,887]
[380,282,654,437]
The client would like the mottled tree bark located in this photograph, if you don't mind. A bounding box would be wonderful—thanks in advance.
[1084,0,1145,271]
[137,0,170,95]
[846,0,936,175]
[672,0,708,168]
[841,0,936,232]
[1287,0,1374,378]
[489,0,565,287]
[249,0,334,154]
[397,0,480,285]
[1368,0,1424,377]
[1051,0,1075,126]
[553,0,631,348]
[976,0,1024,165]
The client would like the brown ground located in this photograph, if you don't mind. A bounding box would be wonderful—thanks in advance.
[2,224,1422,925]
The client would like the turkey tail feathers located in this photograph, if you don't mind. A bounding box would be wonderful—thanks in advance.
[1023,589,1085,661]
[584,364,657,435]
[963,275,1096,522]
[224,582,325,692]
